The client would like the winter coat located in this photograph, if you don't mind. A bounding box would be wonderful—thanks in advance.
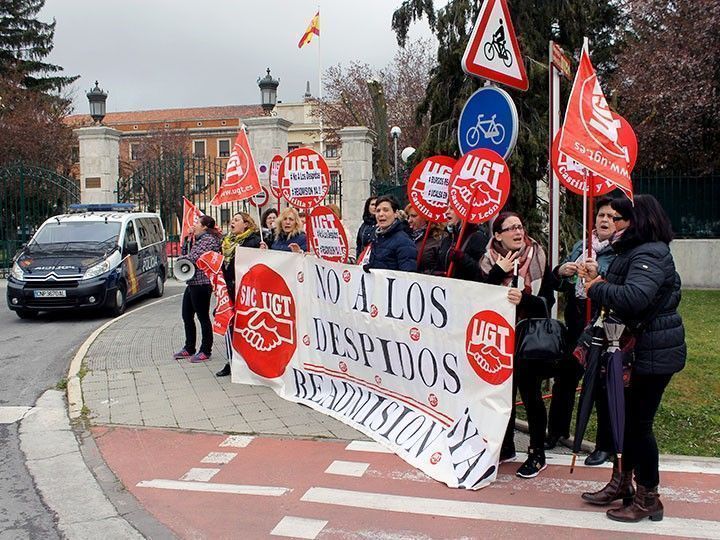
[413,229,446,274]
[222,231,261,298]
[588,240,686,376]
[356,217,376,259]
[434,223,489,281]
[182,231,222,286]
[270,231,307,253]
[366,219,417,272]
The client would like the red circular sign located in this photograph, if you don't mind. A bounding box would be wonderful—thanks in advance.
[233,264,297,379]
[448,149,510,224]
[465,310,514,386]
[249,186,269,208]
[278,148,330,209]
[407,156,456,223]
[307,206,349,263]
[269,154,283,199]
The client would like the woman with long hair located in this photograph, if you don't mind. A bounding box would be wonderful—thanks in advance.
[404,204,446,274]
[480,211,555,478]
[173,215,223,363]
[215,212,262,377]
[579,194,686,523]
[260,207,307,253]
[356,196,377,260]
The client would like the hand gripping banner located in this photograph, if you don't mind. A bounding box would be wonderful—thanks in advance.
[229,248,515,490]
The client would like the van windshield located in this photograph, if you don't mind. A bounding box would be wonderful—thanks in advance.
[31,222,121,250]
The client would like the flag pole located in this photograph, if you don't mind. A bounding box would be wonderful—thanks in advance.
[317,5,324,157]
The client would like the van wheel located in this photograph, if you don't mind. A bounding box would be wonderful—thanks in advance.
[151,270,165,298]
[109,284,127,317]
[16,309,38,320]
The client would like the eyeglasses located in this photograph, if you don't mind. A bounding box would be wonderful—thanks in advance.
[501,224,524,233]
[612,216,626,222]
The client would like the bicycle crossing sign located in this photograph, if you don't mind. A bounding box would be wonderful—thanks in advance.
[458,86,518,158]
[461,0,528,91]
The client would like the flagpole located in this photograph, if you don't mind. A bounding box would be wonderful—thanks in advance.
[317,5,324,157]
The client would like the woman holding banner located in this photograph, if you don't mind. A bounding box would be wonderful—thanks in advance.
[580,194,686,523]
[260,207,307,253]
[173,215,223,363]
[480,211,555,478]
[215,212,262,378]
[405,204,446,274]
[364,196,417,272]
[434,207,488,281]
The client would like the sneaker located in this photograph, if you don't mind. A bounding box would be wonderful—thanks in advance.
[189,352,211,363]
[516,450,547,478]
[499,448,517,464]
[173,348,193,359]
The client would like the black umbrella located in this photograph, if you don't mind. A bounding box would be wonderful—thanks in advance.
[570,314,606,473]
[603,313,628,473]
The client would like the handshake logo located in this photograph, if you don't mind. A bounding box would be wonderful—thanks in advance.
[465,310,514,386]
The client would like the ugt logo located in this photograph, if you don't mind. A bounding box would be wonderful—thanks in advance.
[234,264,297,378]
[225,143,250,186]
[465,310,514,385]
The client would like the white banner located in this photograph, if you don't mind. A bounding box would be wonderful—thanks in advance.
[230,248,515,489]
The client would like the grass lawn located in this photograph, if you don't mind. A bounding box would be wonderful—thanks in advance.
[518,289,720,457]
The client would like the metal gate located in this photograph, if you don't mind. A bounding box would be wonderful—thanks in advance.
[0,163,80,277]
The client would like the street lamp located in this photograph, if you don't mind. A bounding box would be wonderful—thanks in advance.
[86,81,107,124]
[258,68,279,115]
[390,126,402,184]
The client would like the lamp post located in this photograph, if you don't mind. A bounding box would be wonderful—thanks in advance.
[390,126,402,184]
[86,81,107,124]
[257,68,279,115]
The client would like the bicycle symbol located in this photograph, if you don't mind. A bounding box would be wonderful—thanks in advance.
[466,114,506,147]
[483,31,513,68]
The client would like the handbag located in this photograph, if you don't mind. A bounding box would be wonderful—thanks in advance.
[515,298,567,377]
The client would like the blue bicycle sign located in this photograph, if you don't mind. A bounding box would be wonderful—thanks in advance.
[457,86,518,158]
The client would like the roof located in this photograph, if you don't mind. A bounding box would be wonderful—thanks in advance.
[45,212,159,224]
[65,104,265,127]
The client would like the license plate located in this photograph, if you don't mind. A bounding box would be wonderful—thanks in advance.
[33,289,66,298]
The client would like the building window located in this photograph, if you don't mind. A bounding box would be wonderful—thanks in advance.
[325,145,338,158]
[129,143,140,161]
[218,139,231,158]
[194,174,206,192]
[288,144,300,153]
[71,146,79,163]
[193,140,206,158]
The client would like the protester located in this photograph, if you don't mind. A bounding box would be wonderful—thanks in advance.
[480,211,555,478]
[404,204,446,274]
[579,194,686,523]
[356,196,377,260]
[546,197,617,465]
[260,208,278,239]
[364,196,417,272]
[434,207,489,280]
[260,206,307,253]
[173,215,223,363]
[215,212,262,378]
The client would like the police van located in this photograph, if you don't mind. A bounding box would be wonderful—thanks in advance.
[7,204,167,319]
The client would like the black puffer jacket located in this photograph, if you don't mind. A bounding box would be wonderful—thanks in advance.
[366,219,417,272]
[434,223,489,281]
[588,240,686,375]
[356,217,376,259]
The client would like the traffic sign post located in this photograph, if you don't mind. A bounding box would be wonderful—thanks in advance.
[461,0,528,91]
[249,186,269,208]
[457,86,518,158]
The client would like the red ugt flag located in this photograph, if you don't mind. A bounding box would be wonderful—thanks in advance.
[558,42,634,199]
[181,196,203,241]
[195,251,234,336]
[211,128,262,206]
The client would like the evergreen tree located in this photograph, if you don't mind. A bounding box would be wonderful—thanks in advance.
[0,0,78,93]
[392,0,623,238]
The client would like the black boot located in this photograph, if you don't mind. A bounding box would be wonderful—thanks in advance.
[585,449,611,466]
[581,462,634,506]
[216,363,231,377]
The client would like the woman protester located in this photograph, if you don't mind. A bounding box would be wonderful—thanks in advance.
[173,215,223,363]
[364,196,417,272]
[480,212,555,478]
[579,194,686,523]
[356,196,377,260]
[434,207,489,280]
[405,204,446,274]
[260,208,278,240]
[260,206,307,253]
[546,197,617,465]
[215,212,262,377]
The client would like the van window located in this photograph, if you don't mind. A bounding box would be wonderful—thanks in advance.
[32,222,120,248]
[136,219,150,247]
[137,217,164,246]
[123,221,137,252]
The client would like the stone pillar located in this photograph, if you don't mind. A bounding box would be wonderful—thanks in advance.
[339,127,375,255]
[74,126,121,204]
[244,116,292,202]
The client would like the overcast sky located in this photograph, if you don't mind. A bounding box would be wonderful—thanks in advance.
[40,0,441,114]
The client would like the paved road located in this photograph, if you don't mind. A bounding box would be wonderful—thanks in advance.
[0,279,183,539]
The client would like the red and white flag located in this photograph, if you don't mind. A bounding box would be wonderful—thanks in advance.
[211,128,262,206]
[181,197,203,241]
[196,251,234,336]
[558,41,634,199]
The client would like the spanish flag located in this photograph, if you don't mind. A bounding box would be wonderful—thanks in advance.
[298,11,320,48]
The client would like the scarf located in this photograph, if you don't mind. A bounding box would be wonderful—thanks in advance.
[411,227,426,243]
[480,235,547,295]
[574,231,610,299]
[221,228,255,264]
